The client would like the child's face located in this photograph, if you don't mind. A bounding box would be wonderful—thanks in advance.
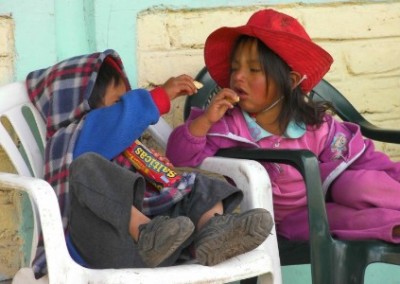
[101,78,128,107]
[229,40,280,115]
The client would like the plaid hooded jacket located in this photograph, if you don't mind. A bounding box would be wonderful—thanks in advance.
[26,49,195,276]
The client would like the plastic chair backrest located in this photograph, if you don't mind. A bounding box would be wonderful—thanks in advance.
[184,67,221,121]
[0,81,46,178]
[0,81,45,267]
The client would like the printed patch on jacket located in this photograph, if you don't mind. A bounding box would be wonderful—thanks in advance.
[330,132,348,160]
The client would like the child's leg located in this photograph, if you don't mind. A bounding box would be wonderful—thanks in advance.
[168,173,243,225]
[326,203,400,243]
[170,174,274,266]
[195,207,273,266]
[69,152,145,268]
[278,202,400,243]
[196,201,223,230]
[68,153,194,268]
[331,169,400,210]
[129,206,150,241]
[394,226,400,237]
[132,207,195,268]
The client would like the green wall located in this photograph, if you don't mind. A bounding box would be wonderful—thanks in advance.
[0,0,342,86]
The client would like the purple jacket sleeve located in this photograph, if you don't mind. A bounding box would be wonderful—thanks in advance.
[167,107,254,167]
[166,122,212,167]
[74,89,160,160]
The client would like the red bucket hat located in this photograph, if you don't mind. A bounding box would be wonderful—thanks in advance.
[204,9,333,93]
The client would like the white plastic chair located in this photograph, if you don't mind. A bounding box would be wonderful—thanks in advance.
[0,81,282,284]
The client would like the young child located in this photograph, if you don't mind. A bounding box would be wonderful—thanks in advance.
[26,49,273,276]
[167,9,400,244]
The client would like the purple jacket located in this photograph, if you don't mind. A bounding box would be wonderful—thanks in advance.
[167,107,400,224]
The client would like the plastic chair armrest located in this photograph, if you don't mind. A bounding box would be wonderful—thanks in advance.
[199,156,271,211]
[358,121,400,143]
[0,173,80,281]
[147,118,173,149]
[198,156,282,283]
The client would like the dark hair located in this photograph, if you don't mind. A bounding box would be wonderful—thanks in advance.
[88,59,123,108]
[231,36,333,133]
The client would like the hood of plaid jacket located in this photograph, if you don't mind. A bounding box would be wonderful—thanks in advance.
[26,49,129,138]
[25,49,130,226]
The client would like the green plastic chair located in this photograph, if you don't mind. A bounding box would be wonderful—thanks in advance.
[184,67,400,284]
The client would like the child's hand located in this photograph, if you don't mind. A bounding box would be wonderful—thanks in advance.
[150,148,174,168]
[188,88,239,137]
[162,74,198,101]
[204,88,239,124]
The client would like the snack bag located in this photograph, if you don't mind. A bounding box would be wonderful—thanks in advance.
[124,140,182,190]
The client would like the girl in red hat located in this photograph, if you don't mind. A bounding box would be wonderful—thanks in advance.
[167,9,400,243]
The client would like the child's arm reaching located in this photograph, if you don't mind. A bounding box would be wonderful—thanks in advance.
[74,89,160,160]
[150,74,200,115]
[74,74,199,160]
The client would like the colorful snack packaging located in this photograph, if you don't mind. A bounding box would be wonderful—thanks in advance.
[124,140,182,190]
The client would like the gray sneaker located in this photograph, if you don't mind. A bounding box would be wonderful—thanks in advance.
[138,215,195,267]
[194,208,274,266]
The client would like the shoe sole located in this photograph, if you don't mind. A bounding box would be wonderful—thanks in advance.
[140,216,195,267]
[195,209,273,266]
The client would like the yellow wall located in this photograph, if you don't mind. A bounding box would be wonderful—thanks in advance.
[0,15,14,86]
[0,14,21,281]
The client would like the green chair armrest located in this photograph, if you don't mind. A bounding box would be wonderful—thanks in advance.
[311,80,400,144]
[216,148,336,283]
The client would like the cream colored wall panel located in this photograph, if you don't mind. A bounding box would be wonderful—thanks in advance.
[0,194,24,280]
[297,3,400,39]
[0,14,17,281]
[0,16,13,55]
[138,50,203,87]
[0,59,14,86]
[344,39,400,76]
[137,13,171,50]
[0,16,14,86]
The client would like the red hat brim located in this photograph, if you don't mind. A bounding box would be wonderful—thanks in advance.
[204,25,333,93]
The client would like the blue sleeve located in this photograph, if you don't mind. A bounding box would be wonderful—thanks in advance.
[73,89,160,160]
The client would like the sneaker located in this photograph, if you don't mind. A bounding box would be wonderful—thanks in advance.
[194,208,274,266]
[138,215,195,267]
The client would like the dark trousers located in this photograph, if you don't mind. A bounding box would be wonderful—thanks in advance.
[68,153,242,268]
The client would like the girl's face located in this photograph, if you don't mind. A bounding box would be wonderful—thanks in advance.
[101,78,128,107]
[229,39,281,115]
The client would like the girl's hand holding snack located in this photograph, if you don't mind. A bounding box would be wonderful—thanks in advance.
[204,88,240,124]
[187,88,239,137]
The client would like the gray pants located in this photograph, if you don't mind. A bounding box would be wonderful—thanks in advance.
[68,153,242,268]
